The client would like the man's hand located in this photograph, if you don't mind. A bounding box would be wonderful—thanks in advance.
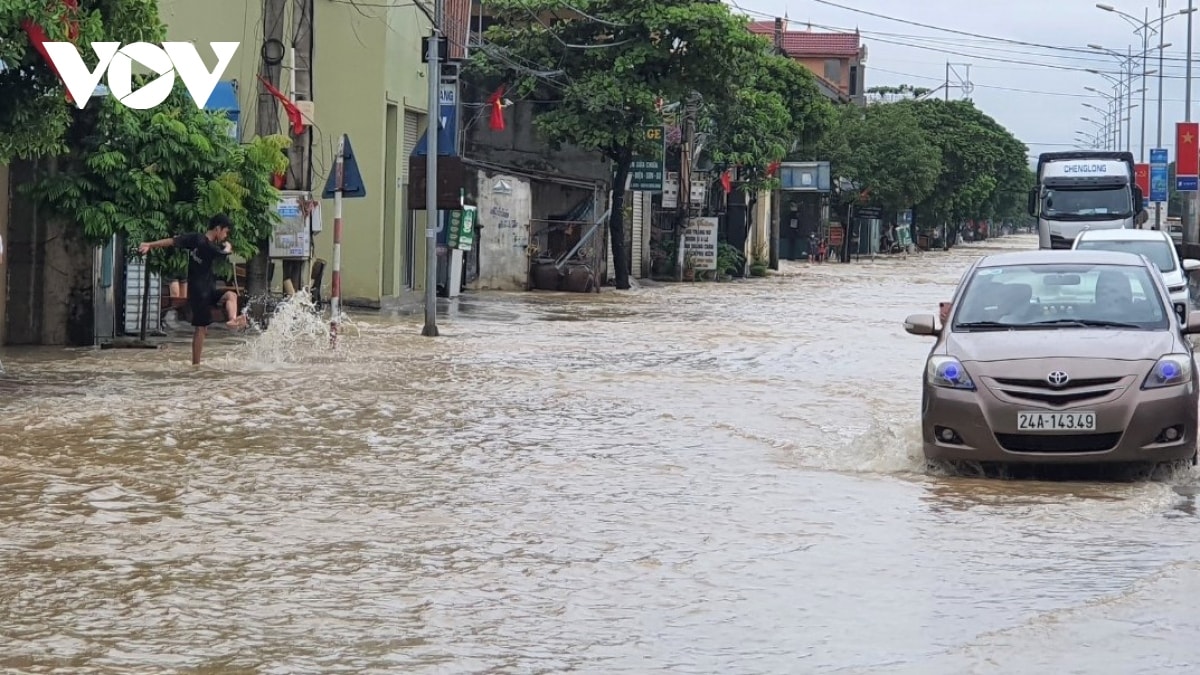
[221,242,232,255]
[137,242,151,255]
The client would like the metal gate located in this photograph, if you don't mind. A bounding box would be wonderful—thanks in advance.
[123,256,163,335]
[402,110,423,288]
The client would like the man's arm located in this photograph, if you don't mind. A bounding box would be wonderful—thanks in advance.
[137,237,177,255]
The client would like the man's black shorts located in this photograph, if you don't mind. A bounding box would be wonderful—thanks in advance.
[188,286,224,327]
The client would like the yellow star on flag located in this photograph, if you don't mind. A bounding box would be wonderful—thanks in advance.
[1185,132,1195,145]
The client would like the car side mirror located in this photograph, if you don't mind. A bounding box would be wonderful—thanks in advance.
[1132,185,1144,212]
[904,313,939,336]
[1184,259,1200,272]
[1027,188,1038,217]
[1183,311,1200,334]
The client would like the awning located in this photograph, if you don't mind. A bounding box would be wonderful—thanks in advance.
[204,81,240,113]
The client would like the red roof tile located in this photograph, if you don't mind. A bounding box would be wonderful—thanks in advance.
[747,21,861,57]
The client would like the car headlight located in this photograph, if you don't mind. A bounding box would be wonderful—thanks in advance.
[1142,355,1194,389]
[927,356,975,390]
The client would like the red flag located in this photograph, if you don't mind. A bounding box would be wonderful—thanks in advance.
[257,75,306,135]
[486,85,506,131]
[23,0,81,103]
[1177,122,1199,178]
[766,160,781,177]
[1134,163,1150,197]
[720,170,732,194]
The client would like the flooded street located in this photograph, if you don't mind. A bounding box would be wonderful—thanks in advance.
[4,233,1200,673]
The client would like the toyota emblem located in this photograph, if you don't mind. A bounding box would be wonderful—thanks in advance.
[1047,371,1070,387]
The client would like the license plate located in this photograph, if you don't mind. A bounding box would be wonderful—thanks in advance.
[1017,411,1097,431]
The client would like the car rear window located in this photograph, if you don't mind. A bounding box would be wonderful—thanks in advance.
[1075,238,1176,272]
[952,263,1169,330]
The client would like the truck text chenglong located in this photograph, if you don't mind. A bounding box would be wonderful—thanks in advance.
[1028,151,1143,249]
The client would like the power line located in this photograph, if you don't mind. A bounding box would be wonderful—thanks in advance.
[869,66,1194,101]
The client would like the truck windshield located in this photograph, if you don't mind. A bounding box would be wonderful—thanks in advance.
[1042,186,1132,220]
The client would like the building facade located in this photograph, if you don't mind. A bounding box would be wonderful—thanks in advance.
[158,0,469,306]
[748,20,867,106]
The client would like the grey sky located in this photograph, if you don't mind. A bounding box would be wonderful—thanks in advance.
[734,0,1197,166]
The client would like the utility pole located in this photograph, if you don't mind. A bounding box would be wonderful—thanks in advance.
[1156,0,1166,230]
[944,62,949,101]
[285,0,313,292]
[674,103,693,282]
[1186,0,1196,248]
[421,0,443,336]
[250,0,287,299]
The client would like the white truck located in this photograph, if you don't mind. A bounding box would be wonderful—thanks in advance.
[1028,151,1143,249]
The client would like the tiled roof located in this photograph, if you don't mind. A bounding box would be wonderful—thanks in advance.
[747,21,861,57]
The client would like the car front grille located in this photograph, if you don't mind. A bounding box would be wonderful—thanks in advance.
[990,376,1125,407]
[995,432,1122,453]
[1049,235,1074,249]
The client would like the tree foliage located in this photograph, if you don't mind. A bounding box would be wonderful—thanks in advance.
[471,0,786,288]
[703,50,834,192]
[900,98,1029,225]
[821,94,1029,226]
[0,0,162,160]
[27,86,289,278]
[1,0,287,277]
[818,103,941,215]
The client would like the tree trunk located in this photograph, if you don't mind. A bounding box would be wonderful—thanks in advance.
[610,158,632,290]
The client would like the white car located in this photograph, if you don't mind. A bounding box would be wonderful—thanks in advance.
[1072,228,1200,312]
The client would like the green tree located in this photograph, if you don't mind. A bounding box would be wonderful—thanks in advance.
[0,0,161,160]
[704,50,833,191]
[473,0,776,289]
[819,102,941,217]
[1,0,287,274]
[897,99,1028,228]
[27,86,289,277]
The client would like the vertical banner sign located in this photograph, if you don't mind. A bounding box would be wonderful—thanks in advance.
[1134,163,1150,197]
[1150,148,1169,203]
[438,82,457,155]
[628,126,665,192]
[1176,122,1199,191]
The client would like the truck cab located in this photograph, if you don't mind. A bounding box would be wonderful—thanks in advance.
[1028,151,1143,249]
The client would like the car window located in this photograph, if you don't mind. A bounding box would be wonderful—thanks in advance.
[952,263,1168,330]
[1074,238,1176,272]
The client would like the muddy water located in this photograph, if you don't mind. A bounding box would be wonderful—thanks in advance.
[2,233,1200,673]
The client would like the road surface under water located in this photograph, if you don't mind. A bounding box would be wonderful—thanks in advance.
[2,233,1200,673]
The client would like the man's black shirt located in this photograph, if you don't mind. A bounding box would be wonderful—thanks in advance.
[173,232,228,294]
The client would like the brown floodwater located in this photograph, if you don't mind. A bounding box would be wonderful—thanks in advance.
[2,233,1199,673]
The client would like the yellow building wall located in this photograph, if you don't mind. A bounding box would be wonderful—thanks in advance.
[158,0,432,305]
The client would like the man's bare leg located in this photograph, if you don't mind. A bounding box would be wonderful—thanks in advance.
[191,326,206,365]
[223,291,247,329]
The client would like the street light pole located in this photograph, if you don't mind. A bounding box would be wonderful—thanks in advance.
[1186,0,1196,247]
[421,0,443,337]
[1156,0,1166,229]
[1142,7,1151,159]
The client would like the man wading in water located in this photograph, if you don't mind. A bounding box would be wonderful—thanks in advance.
[138,214,248,365]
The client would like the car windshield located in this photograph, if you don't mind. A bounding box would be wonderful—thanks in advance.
[1041,187,1132,220]
[951,263,1169,330]
[1074,238,1176,272]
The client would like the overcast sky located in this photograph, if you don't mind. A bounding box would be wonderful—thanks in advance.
[733,0,1198,166]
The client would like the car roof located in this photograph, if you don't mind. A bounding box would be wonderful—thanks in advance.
[977,249,1150,267]
[1074,228,1171,242]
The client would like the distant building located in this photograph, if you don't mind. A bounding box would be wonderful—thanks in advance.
[748,20,867,106]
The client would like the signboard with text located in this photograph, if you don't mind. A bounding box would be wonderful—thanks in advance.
[1150,147,1169,202]
[629,125,665,192]
[681,217,718,270]
[1177,122,1199,191]
[448,206,476,251]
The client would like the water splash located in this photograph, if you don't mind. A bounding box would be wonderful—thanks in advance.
[228,291,360,365]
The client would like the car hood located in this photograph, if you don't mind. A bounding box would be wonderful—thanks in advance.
[945,329,1177,362]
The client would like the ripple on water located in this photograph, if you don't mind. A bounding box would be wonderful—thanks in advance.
[3,234,1200,672]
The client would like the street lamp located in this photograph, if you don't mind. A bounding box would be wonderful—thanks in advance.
[1095,2,1196,232]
